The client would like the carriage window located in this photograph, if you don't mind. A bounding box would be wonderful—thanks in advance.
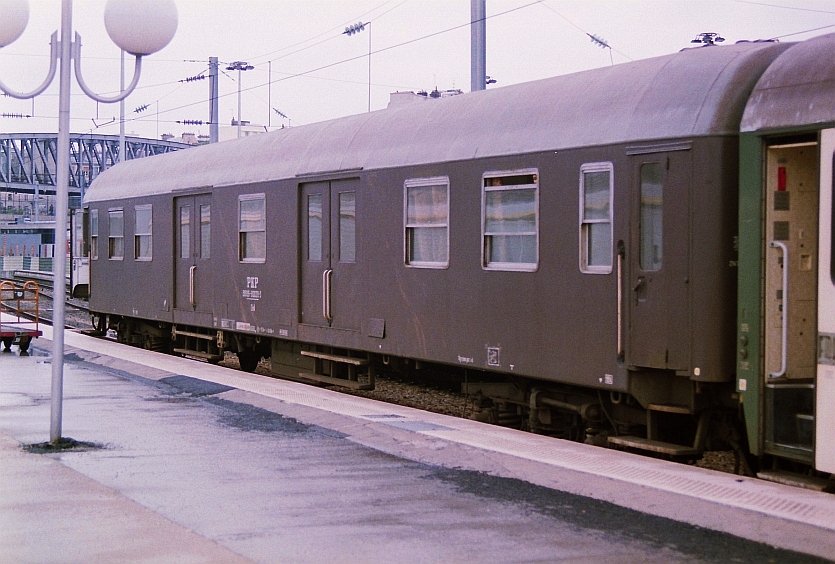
[339,192,356,263]
[239,194,266,262]
[580,163,613,273]
[405,177,449,268]
[200,204,211,259]
[179,205,190,259]
[482,170,538,271]
[640,162,663,271]
[108,209,124,260]
[90,208,99,260]
[134,205,152,261]
[308,194,323,261]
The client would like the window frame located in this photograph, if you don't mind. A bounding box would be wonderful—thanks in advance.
[199,203,211,260]
[238,193,266,263]
[134,204,152,261]
[404,176,450,269]
[579,162,614,274]
[90,208,99,260]
[179,204,191,260]
[107,208,124,260]
[639,162,663,272]
[481,169,539,272]
[338,191,356,263]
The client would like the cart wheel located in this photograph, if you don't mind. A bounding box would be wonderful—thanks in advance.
[18,336,31,353]
[2,337,13,352]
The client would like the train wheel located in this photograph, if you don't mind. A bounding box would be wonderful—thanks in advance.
[142,335,169,353]
[237,350,260,373]
[90,313,107,336]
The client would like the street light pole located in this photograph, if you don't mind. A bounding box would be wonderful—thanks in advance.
[226,61,254,139]
[0,0,178,444]
[343,22,371,112]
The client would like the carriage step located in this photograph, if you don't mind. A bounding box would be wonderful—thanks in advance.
[608,435,702,458]
[647,403,692,414]
[300,350,369,366]
[173,329,215,341]
[757,470,834,492]
[298,350,374,390]
[297,371,374,391]
[173,348,223,363]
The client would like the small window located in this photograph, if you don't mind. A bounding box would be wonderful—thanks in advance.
[179,205,191,259]
[199,204,211,259]
[482,170,538,271]
[307,194,323,262]
[580,163,613,273]
[640,163,663,271]
[339,191,356,263]
[239,194,266,262]
[405,177,449,268]
[90,208,99,260]
[134,205,152,261]
[107,209,124,260]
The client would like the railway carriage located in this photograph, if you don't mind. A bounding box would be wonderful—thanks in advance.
[82,33,834,484]
[736,33,835,479]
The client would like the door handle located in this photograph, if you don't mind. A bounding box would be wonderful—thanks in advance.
[189,265,197,308]
[633,276,645,292]
[322,269,333,322]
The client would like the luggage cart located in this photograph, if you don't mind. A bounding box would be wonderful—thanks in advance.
[1,281,42,353]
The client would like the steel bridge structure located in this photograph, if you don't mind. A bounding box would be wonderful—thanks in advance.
[1,133,189,202]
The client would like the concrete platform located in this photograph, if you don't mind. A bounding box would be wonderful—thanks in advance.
[2,323,835,562]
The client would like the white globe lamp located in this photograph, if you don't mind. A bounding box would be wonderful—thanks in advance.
[104,0,178,56]
[0,0,29,48]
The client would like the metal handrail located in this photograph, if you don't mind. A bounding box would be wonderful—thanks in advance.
[769,241,789,379]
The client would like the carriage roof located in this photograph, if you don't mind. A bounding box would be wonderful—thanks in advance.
[86,39,790,203]
[741,32,835,133]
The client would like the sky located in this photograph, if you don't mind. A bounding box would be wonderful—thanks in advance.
[1,0,834,141]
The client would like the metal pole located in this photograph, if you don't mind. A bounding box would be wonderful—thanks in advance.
[51,0,73,443]
[342,24,371,113]
[470,0,486,92]
[237,68,241,138]
[209,57,218,143]
[119,49,125,162]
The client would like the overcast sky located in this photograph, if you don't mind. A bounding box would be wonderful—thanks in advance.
[1,0,834,140]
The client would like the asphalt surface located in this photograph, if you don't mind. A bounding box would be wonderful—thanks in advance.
[1,332,833,563]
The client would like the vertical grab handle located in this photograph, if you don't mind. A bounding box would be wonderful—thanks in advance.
[616,241,625,360]
[189,265,197,308]
[769,241,788,379]
[322,269,333,322]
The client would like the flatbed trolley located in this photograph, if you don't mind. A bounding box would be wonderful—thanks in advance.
[0,280,42,353]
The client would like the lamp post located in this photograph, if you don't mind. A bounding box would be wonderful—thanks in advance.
[226,60,254,139]
[343,22,371,112]
[0,0,178,444]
